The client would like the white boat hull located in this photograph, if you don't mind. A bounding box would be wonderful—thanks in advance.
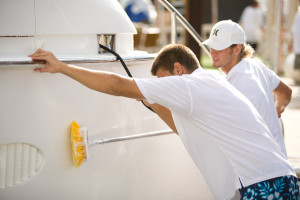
[0,59,213,199]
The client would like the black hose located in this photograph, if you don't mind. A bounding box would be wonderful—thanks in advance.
[99,44,154,112]
[99,44,133,77]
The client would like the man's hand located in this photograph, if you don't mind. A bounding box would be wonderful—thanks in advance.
[29,49,64,73]
[273,81,292,118]
[276,105,285,118]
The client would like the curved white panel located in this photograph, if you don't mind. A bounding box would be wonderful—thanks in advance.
[35,0,136,35]
[0,0,136,58]
[0,0,136,36]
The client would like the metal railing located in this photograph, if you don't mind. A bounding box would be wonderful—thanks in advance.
[157,0,211,58]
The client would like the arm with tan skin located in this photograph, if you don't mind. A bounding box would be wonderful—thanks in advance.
[29,49,144,99]
[142,101,178,134]
[30,49,178,134]
[142,62,190,135]
[273,81,292,117]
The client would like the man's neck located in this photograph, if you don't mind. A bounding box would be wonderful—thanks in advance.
[221,58,242,74]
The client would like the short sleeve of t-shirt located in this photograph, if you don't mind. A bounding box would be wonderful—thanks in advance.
[134,76,192,115]
[261,64,280,91]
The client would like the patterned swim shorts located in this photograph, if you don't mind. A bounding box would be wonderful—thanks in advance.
[240,176,300,200]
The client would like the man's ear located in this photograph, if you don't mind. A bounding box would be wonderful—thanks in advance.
[173,62,184,75]
[235,44,243,55]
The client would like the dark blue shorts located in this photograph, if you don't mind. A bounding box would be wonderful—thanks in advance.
[239,176,300,200]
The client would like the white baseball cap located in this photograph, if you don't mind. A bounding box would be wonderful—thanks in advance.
[202,20,246,50]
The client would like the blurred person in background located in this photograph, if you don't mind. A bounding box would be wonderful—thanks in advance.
[120,0,157,24]
[239,0,264,51]
[291,3,300,69]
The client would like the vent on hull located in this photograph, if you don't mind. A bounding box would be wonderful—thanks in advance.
[0,143,45,190]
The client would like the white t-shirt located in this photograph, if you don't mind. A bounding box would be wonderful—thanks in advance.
[135,69,295,200]
[226,58,287,156]
[292,9,300,54]
[240,6,263,43]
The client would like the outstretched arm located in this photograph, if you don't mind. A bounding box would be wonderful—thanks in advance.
[29,49,144,99]
[142,101,178,134]
[273,80,292,117]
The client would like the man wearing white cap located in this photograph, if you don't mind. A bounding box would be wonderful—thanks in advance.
[203,20,292,158]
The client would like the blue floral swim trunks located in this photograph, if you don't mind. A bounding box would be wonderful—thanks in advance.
[240,176,300,200]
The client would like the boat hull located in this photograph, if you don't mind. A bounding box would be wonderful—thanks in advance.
[0,59,213,199]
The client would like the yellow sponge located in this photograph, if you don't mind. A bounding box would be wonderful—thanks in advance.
[71,121,87,168]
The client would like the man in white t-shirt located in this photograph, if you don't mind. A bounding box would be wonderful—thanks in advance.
[239,0,264,50]
[29,45,299,199]
[203,20,292,158]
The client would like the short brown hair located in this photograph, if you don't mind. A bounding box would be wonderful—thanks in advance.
[151,44,200,76]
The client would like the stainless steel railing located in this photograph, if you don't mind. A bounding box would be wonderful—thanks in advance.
[157,0,211,58]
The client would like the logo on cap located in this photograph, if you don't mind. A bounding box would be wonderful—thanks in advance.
[212,29,219,36]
